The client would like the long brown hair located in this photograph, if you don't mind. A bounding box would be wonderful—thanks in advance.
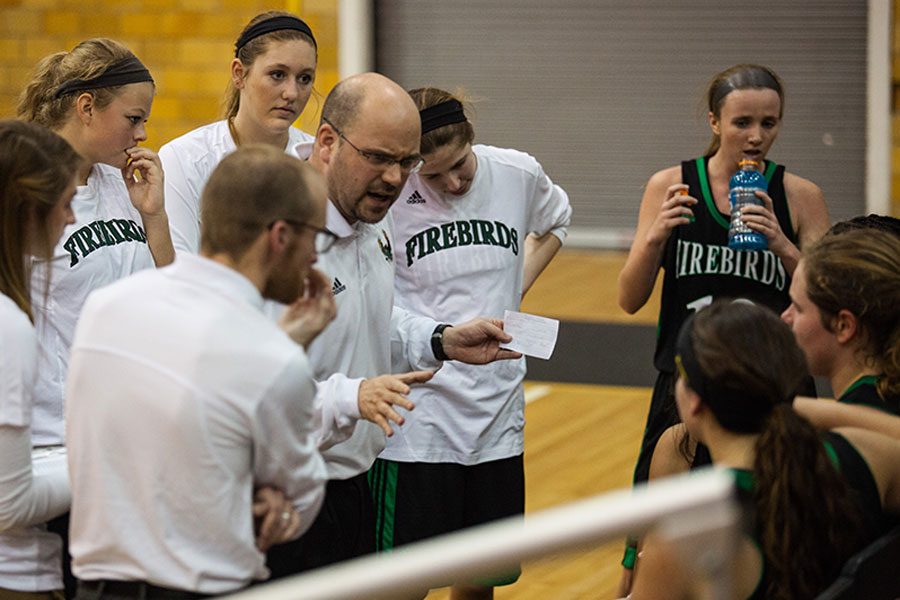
[703,64,784,157]
[0,120,81,321]
[804,229,900,406]
[224,11,318,120]
[17,38,143,130]
[682,301,864,599]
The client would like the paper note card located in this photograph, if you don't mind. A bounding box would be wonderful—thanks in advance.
[500,310,559,360]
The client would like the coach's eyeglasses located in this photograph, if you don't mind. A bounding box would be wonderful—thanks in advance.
[322,116,424,174]
[270,219,339,254]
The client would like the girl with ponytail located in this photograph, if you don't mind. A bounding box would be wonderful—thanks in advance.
[630,301,900,600]
[782,228,900,414]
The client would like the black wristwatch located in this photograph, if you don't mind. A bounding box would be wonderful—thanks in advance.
[431,323,452,361]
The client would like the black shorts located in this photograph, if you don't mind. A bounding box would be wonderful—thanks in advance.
[370,455,525,587]
[266,472,376,579]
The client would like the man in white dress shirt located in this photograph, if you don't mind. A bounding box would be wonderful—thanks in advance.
[267,72,521,577]
[66,145,333,598]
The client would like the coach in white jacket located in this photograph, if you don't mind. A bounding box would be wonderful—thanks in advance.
[66,146,332,597]
[266,72,521,577]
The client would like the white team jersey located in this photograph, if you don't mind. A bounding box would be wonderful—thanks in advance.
[382,144,572,464]
[160,120,314,254]
[30,164,155,446]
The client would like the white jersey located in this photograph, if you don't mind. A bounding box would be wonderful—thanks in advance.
[0,295,69,592]
[30,164,155,446]
[160,120,314,254]
[66,254,326,594]
[382,144,572,464]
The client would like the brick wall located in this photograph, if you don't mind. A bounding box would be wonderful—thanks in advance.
[0,0,339,150]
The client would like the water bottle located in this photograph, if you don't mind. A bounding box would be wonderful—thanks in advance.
[727,160,768,251]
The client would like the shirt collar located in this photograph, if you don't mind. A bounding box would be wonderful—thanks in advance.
[326,197,357,238]
[172,253,265,311]
[291,140,314,160]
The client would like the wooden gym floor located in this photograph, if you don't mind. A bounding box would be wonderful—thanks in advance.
[426,250,662,600]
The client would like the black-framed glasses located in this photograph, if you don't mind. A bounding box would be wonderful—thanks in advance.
[322,116,424,174]
[270,219,339,254]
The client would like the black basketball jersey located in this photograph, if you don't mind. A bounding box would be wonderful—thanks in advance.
[840,375,900,415]
[654,157,798,372]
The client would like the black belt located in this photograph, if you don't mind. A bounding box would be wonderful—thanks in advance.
[78,579,212,599]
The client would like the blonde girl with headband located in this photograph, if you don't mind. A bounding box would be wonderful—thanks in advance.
[369,87,571,600]
[161,11,319,254]
[17,37,172,454]
[0,120,81,597]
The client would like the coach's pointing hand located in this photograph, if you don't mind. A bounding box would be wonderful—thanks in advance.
[358,370,433,436]
[441,318,522,364]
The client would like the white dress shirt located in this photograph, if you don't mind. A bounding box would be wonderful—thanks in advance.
[308,199,442,480]
[66,254,326,594]
[289,136,442,480]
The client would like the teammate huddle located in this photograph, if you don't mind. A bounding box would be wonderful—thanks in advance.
[0,9,897,600]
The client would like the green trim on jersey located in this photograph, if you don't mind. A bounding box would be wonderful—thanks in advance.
[695,157,780,231]
[369,459,399,552]
[822,439,841,470]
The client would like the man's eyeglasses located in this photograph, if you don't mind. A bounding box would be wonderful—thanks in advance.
[322,116,424,174]
[270,219,339,254]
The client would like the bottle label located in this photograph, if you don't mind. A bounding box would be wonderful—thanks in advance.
[729,188,764,234]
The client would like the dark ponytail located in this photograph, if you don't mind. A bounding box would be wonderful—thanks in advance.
[754,404,864,599]
[681,301,866,599]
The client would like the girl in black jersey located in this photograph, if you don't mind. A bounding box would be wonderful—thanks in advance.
[783,229,900,415]
[616,64,830,592]
[629,301,900,600]
[618,64,830,483]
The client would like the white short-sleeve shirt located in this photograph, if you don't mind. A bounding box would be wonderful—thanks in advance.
[382,144,572,464]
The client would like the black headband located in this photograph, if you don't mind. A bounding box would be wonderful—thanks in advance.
[235,15,317,56]
[420,99,467,135]
[54,56,153,99]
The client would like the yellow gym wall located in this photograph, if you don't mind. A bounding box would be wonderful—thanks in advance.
[0,0,339,149]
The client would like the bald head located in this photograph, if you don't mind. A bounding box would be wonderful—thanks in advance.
[321,72,419,137]
[312,72,422,224]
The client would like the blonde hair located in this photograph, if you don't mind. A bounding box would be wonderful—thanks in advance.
[17,38,146,130]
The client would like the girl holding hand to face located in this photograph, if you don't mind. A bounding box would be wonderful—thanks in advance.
[161,11,318,255]
[17,38,172,453]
